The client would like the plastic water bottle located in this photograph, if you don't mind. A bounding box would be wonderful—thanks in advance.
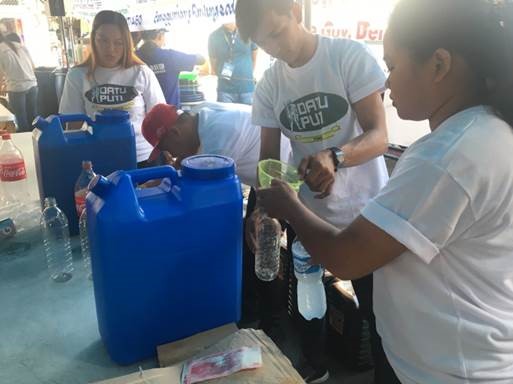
[254,208,281,281]
[40,197,73,282]
[74,160,96,217]
[0,133,30,206]
[79,209,92,280]
[292,238,327,320]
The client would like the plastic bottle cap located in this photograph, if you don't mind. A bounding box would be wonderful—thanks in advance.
[181,155,235,180]
[44,197,57,207]
[82,160,93,170]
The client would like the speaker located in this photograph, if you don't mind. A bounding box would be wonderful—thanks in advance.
[48,0,65,17]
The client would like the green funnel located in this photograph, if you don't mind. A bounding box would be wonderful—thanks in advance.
[258,159,302,192]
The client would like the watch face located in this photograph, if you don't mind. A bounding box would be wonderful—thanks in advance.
[331,147,344,168]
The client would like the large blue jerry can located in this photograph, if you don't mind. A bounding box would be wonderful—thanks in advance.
[86,156,243,365]
[32,110,137,235]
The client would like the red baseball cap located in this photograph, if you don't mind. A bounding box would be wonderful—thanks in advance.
[142,103,179,163]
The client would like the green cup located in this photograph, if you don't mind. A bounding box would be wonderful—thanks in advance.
[258,159,302,192]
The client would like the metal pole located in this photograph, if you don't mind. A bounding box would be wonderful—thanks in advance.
[58,16,69,68]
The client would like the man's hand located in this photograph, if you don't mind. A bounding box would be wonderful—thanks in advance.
[257,179,301,220]
[161,151,180,168]
[298,149,336,199]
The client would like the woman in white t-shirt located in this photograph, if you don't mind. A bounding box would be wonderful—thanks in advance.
[59,10,165,165]
[258,0,513,383]
[0,32,38,132]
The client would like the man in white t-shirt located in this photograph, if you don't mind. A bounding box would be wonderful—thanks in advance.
[141,101,290,187]
[236,0,389,383]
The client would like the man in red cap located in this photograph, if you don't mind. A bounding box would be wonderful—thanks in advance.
[142,101,290,187]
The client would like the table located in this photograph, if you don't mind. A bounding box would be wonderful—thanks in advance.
[0,133,158,384]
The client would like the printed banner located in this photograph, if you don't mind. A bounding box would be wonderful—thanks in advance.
[311,0,399,43]
[70,0,236,30]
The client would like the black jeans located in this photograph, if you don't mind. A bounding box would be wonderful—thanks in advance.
[8,86,38,132]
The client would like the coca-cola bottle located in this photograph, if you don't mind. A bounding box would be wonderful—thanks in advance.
[0,133,29,207]
[74,161,96,217]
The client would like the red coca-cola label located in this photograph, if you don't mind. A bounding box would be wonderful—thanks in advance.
[75,195,86,217]
[0,161,27,181]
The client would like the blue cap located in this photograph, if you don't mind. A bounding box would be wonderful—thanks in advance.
[181,155,235,180]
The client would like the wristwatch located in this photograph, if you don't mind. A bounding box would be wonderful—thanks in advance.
[329,147,345,170]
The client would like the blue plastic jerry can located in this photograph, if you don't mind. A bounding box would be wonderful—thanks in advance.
[86,155,243,365]
[32,110,137,235]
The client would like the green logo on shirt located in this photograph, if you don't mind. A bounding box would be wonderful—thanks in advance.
[280,92,349,133]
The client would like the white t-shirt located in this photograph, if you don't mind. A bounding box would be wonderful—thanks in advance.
[361,106,513,383]
[252,36,388,228]
[0,42,37,92]
[59,65,165,162]
[194,101,290,187]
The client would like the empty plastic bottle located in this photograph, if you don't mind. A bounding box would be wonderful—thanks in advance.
[254,208,281,281]
[79,209,92,280]
[40,197,73,282]
[292,238,327,320]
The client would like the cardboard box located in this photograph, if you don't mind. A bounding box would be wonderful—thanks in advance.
[95,327,304,384]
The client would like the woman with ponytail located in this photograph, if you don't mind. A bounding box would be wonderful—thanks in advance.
[257,0,513,382]
[0,31,38,132]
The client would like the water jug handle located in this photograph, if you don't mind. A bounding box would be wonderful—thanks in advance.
[57,114,94,126]
[128,166,179,185]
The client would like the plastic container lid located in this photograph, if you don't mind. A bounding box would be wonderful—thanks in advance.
[181,155,235,180]
[95,110,130,124]
[178,71,198,81]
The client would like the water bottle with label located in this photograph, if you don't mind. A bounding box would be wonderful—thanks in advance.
[74,160,96,218]
[0,132,30,207]
[292,238,327,320]
[254,208,281,281]
[40,197,73,282]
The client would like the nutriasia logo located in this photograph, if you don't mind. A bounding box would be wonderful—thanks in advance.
[0,161,27,182]
[85,84,139,106]
[280,92,349,133]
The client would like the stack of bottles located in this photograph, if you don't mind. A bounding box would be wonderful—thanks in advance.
[179,71,205,107]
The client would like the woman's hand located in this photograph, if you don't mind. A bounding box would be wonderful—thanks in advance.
[257,179,301,220]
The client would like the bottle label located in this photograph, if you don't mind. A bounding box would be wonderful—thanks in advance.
[294,256,322,275]
[0,161,27,181]
[75,190,87,217]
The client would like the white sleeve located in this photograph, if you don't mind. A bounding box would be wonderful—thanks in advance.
[251,69,281,129]
[141,66,165,113]
[361,156,473,264]
[338,40,387,104]
[58,68,87,114]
